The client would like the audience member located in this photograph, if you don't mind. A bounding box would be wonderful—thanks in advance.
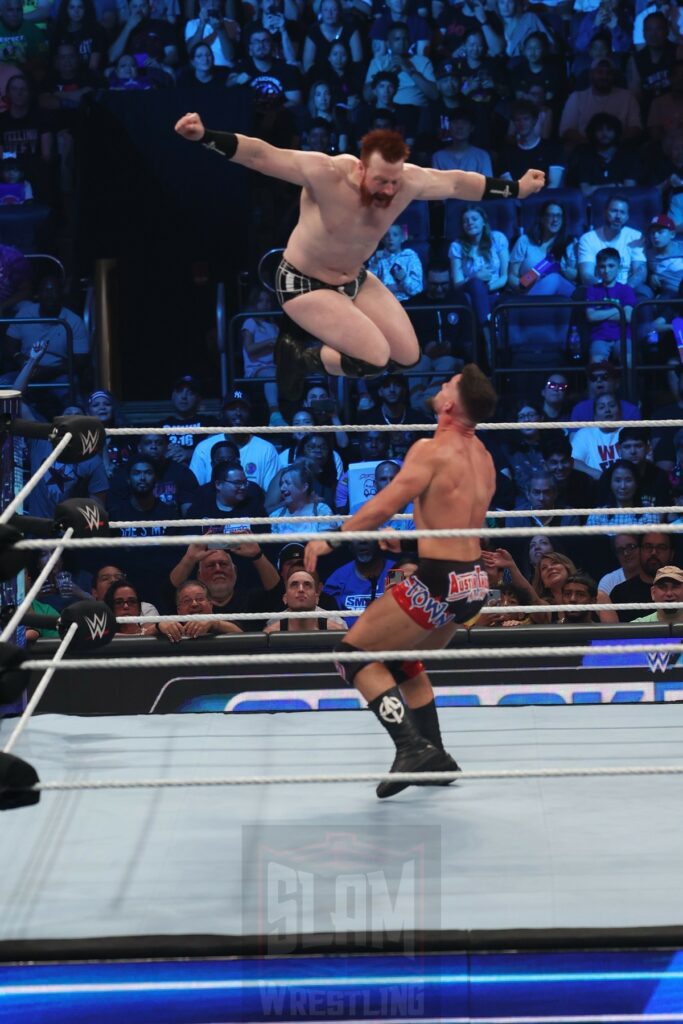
[481,583,532,627]
[264,564,346,632]
[176,41,229,87]
[647,59,683,142]
[597,533,641,596]
[507,200,576,297]
[587,459,661,528]
[570,362,641,422]
[559,55,642,147]
[109,432,199,513]
[90,563,158,616]
[367,0,429,59]
[532,551,579,621]
[543,434,598,508]
[104,579,158,636]
[322,539,394,625]
[610,531,677,621]
[632,565,683,623]
[156,580,244,642]
[448,203,510,335]
[107,0,178,69]
[492,0,553,59]
[571,113,640,195]
[431,105,492,174]
[577,194,647,291]
[571,392,626,474]
[499,99,563,182]
[227,28,302,107]
[270,459,338,532]
[302,0,362,72]
[240,286,285,426]
[49,0,105,72]
[188,458,267,526]
[585,246,636,364]
[189,388,280,488]
[538,373,572,424]
[183,0,235,68]
[153,375,219,466]
[504,400,547,501]
[561,572,600,624]
[367,223,423,302]
[616,426,672,506]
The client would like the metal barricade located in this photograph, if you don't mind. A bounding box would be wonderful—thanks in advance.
[491,298,629,398]
[1,316,76,405]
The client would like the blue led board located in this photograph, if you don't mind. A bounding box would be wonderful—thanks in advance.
[3,950,683,1022]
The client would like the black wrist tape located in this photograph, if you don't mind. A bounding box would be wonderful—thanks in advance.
[483,177,519,200]
[202,130,239,159]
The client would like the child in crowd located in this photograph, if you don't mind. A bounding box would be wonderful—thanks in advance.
[585,246,636,364]
[367,224,423,303]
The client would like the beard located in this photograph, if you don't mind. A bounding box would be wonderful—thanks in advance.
[359,180,394,208]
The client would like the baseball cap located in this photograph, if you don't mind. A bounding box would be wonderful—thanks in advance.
[653,566,683,585]
[277,542,305,569]
[172,374,200,392]
[435,60,457,79]
[649,214,676,231]
[222,388,252,408]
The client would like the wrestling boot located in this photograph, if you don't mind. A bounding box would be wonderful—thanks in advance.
[369,686,459,799]
[274,329,325,403]
[412,699,461,787]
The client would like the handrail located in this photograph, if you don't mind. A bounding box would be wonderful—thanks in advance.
[1,316,76,405]
[631,297,683,383]
[226,303,477,393]
[491,297,629,396]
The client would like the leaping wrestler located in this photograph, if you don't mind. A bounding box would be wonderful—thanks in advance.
[175,115,544,401]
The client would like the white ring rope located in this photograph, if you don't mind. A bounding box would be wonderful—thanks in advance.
[107,506,683,529]
[20,641,683,674]
[2,621,78,756]
[12,521,683,552]
[0,526,74,643]
[105,418,683,435]
[0,432,72,525]
[113,602,683,624]
[21,764,683,792]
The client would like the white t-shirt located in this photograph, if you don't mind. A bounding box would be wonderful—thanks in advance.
[364,54,436,107]
[597,567,625,595]
[241,316,278,377]
[184,18,232,66]
[577,226,646,284]
[190,434,280,489]
[271,501,339,533]
[571,426,621,473]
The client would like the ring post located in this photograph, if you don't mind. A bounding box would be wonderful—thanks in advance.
[0,390,28,714]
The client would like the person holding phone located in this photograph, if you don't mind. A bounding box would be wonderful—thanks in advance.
[183,0,235,67]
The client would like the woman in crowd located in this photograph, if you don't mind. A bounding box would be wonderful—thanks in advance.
[587,460,662,529]
[304,80,349,151]
[302,0,363,73]
[306,39,362,111]
[104,580,157,636]
[480,546,546,622]
[239,286,284,426]
[532,551,578,621]
[493,0,554,58]
[508,201,577,297]
[87,387,133,478]
[270,459,339,533]
[50,0,105,71]
[449,204,509,330]
[176,42,228,87]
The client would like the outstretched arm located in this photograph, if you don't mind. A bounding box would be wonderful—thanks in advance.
[304,440,435,571]
[410,165,545,202]
[175,112,325,187]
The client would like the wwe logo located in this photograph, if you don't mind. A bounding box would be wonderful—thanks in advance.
[84,612,109,641]
[78,504,102,533]
[647,651,671,673]
[80,430,100,456]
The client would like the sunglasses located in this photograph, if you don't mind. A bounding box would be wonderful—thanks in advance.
[545,380,568,391]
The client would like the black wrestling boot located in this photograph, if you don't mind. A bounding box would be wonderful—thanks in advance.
[411,700,461,786]
[274,330,325,403]
[369,687,458,799]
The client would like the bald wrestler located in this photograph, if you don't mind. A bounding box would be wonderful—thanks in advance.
[174,115,545,401]
[305,364,497,798]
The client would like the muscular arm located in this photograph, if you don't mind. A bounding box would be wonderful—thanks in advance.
[408,164,543,202]
[184,119,328,186]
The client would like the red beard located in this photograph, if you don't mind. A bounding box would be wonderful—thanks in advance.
[360,180,394,208]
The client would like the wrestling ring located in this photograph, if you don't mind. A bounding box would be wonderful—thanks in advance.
[3,388,683,1022]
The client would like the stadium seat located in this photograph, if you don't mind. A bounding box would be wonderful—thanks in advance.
[492,295,575,373]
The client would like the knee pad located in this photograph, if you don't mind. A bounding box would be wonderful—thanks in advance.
[386,355,421,373]
[334,641,369,686]
[386,659,426,684]
[340,354,388,379]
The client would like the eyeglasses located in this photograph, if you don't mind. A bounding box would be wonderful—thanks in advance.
[615,543,638,556]
[113,596,140,607]
[545,380,568,392]
[641,543,671,553]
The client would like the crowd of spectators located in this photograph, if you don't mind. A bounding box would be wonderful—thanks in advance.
[7,0,683,640]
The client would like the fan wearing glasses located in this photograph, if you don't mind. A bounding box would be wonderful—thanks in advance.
[540,373,571,423]
[569,361,640,423]
[597,533,641,598]
[609,532,679,622]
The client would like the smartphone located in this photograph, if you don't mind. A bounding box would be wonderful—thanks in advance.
[386,568,405,586]
[487,589,501,603]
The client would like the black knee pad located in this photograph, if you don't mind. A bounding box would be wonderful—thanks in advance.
[334,641,369,687]
[340,354,389,379]
[386,355,421,373]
